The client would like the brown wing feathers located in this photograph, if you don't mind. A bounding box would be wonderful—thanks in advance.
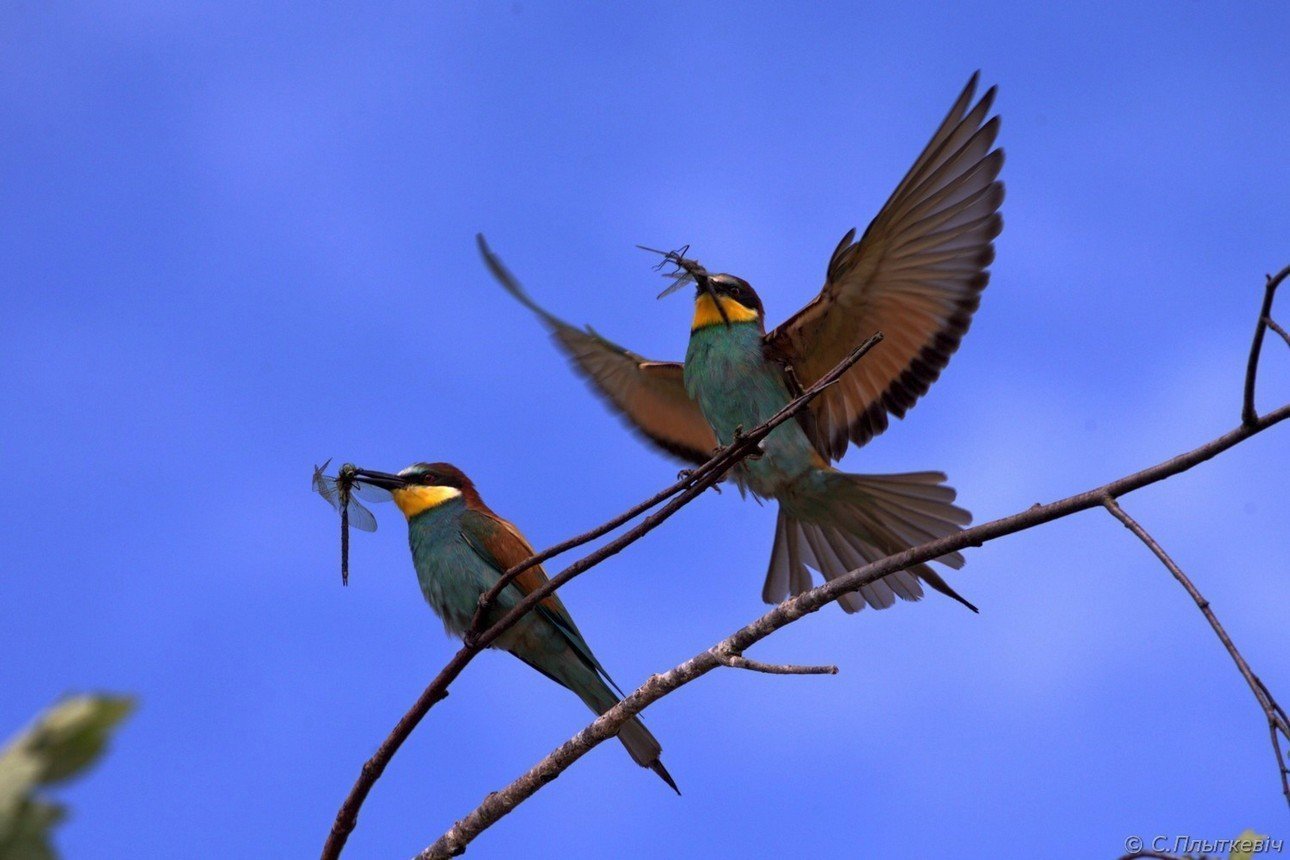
[465,498,582,634]
[484,74,1001,469]
[478,235,717,466]
[767,74,1003,460]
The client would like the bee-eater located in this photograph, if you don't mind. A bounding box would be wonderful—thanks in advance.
[348,462,677,792]
[483,74,1002,614]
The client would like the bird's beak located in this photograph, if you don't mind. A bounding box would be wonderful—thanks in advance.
[699,277,733,328]
[348,468,408,491]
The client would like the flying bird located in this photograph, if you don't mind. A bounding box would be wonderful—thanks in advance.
[340,462,678,791]
[481,74,1002,614]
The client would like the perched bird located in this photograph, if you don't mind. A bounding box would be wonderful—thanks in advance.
[347,462,677,792]
[482,74,1002,614]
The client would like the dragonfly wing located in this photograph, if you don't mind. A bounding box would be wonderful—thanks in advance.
[345,499,378,532]
[349,480,393,503]
[313,467,344,512]
[314,462,382,529]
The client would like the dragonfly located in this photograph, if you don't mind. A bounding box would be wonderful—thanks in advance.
[312,459,394,585]
[637,243,705,298]
[638,243,735,328]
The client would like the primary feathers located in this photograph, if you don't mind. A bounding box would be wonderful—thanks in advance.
[485,74,1002,614]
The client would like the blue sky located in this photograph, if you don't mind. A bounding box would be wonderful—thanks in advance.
[3,3,1289,857]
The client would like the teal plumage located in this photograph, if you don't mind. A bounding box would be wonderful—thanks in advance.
[684,306,974,613]
[380,462,677,792]
[407,497,607,684]
[685,319,817,496]
[485,73,1002,615]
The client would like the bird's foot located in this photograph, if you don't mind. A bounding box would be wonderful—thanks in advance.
[677,468,722,494]
[729,425,764,460]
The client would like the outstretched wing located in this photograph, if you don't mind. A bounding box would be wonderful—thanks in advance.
[765,73,1004,460]
[479,235,718,466]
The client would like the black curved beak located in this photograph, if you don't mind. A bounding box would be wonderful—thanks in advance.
[641,245,724,326]
[346,467,407,491]
[699,276,733,327]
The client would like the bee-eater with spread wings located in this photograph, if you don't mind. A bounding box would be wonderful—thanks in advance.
[482,74,1002,615]
[346,462,678,791]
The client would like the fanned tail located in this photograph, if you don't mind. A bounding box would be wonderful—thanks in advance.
[764,470,976,614]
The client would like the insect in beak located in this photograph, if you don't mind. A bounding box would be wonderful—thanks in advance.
[639,244,730,326]
[312,461,399,585]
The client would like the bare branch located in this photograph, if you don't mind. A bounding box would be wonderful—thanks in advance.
[1102,497,1290,810]
[417,400,1290,859]
[472,333,879,649]
[321,333,884,859]
[1241,265,1290,426]
[713,646,838,676]
[1265,316,1290,350]
[470,333,883,635]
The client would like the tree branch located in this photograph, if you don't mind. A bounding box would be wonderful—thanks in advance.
[418,400,1290,858]
[1241,265,1290,426]
[712,645,838,676]
[413,264,1290,857]
[1265,316,1290,350]
[467,333,884,638]
[1102,497,1290,810]
[320,334,883,859]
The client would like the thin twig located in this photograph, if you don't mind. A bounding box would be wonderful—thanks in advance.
[464,457,705,637]
[1265,316,1290,350]
[1102,497,1290,810]
[713,648,838,676]
[321,333,883,859]
[477,334,881,651]
[468,333,882,637]
[417,401,1290,859]
[1241,265,1290,426]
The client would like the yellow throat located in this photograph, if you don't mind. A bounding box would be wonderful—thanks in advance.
[392,485,462,518]
[691,293,760,330]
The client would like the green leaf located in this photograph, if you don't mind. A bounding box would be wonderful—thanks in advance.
[0,798,63,860]
[19,695,135,785]
[1230,829,1269,860]
[0,694,135,860]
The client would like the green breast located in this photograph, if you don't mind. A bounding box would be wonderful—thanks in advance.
[684,322,819,494]
[406,498,491,636]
